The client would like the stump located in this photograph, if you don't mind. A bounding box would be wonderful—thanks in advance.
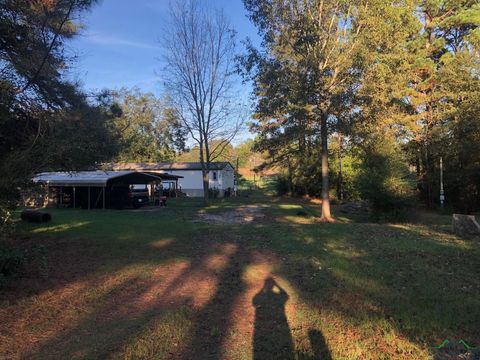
[452,214,480,237]
[21,209,52,223]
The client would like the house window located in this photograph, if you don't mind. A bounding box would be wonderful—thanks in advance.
[213,172,217,180]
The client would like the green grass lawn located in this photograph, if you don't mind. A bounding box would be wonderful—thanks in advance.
[1,195,479,359]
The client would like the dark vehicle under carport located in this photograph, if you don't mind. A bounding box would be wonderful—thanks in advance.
[33,171,182,209]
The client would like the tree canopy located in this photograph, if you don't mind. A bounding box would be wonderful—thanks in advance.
[0,0,120,232]
[242,0,480,215]
[112,89,186,162]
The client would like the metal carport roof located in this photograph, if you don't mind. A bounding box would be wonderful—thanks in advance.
[33,171,181,187]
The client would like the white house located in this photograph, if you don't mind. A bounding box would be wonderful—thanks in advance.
[109,162,235,197]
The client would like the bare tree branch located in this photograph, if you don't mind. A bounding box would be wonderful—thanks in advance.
[161,0,243,202]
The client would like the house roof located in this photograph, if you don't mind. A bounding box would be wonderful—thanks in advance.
[33,171,181,187]
[109,162,234,171]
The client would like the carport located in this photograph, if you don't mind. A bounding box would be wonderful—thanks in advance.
[33,171,182,209]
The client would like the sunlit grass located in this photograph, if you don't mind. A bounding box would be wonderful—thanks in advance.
[31,221,91,233]
[149,238,175,248]
[278,204,303,209]
[117,306,194,359]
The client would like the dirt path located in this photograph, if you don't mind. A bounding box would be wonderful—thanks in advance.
[195,204,269,225]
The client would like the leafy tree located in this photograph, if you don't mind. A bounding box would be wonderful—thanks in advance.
[238,46,320,196]
[234,139,255,167]
[436,51,480,212]
[345,0,480,213]
[402,0,480,208]
[329,135,362,201]
[0,0,119,238]
[357,132,416,220]
[177,140,236,163]
[345,0,421,216]
[243,0,376,220]
[112,89,186,162]
[243,0,480,215]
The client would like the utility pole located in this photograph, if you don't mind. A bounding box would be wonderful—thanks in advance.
[439,157,445,209]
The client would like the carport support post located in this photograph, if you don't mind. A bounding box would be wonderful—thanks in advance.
[47,185,51,207]
[88,186,91,210]
[102,186,105,210]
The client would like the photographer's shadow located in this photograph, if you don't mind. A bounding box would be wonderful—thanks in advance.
[253,277,294,359]
[252,277,331,360]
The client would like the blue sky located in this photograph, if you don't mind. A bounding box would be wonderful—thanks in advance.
[69,0,260,95]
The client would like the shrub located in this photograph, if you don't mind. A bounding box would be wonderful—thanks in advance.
[0,242,48,286]
[275,174,291,196]
[0,245,26,278]
[357,137,416,222]
[1,205,48,284]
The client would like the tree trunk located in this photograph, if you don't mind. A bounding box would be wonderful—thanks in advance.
[299,136,308,195]
[338,133,344,201]
[199,139,209,205]
[287,159,294,196]
[424,145,433,208]
[415,153,420,178]
[320,113,332,220]
[202,168,209,204]
[338,152,344,201]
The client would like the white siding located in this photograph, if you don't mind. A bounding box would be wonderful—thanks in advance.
[153,164,235,197]
[221,167,234,190]
[166,170,204,190]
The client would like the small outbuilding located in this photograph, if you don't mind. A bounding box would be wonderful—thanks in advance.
[32,171,182,209]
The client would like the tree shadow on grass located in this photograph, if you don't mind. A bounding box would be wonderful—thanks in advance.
[2,206,206,306]
[2,211,237,358]
[4,201,339,359]
[24,235,249,359]
[28,273,167,359]
[179,239,248,359]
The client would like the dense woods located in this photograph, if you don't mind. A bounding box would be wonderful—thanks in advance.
[242,0,480,217]
[0,0,122,235]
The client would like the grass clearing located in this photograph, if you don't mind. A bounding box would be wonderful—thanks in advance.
[1,195,479,359]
